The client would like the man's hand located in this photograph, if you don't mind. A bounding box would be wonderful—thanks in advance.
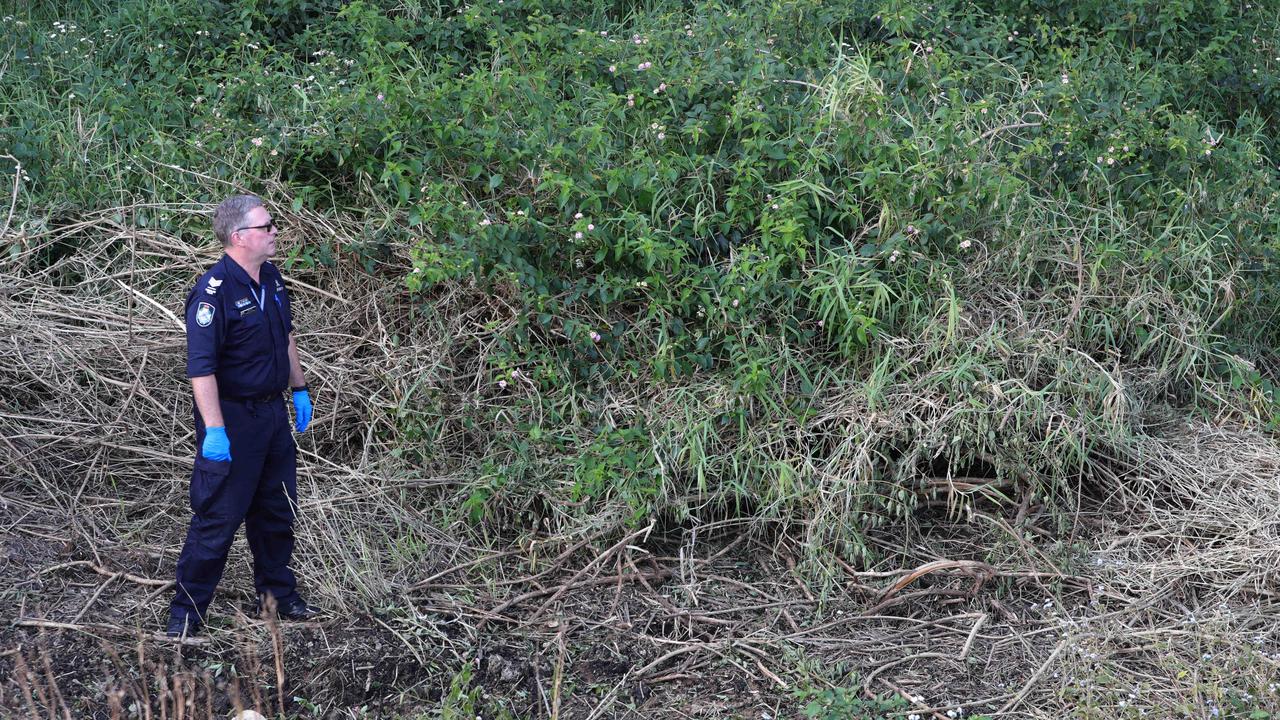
[202,426,232,461]
[292,389,312,432]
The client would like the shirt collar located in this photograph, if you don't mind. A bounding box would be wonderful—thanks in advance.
[220,254,260,290]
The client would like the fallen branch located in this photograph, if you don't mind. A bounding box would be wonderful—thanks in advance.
[39,560,171,587]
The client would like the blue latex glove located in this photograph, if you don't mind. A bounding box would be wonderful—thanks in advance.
[202,426,231,461]
[292,389,312,432]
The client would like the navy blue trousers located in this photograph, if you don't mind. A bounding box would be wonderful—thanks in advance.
[169,395,298,624]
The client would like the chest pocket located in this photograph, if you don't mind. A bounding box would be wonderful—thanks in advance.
[229,303,268,343]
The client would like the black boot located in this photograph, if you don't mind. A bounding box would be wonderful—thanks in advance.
[165,614,201,638]
[258,594,320,621]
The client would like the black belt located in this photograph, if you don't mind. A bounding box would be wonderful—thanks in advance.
[224,391,282,404]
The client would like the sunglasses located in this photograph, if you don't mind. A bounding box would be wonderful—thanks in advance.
[236,220,279,233]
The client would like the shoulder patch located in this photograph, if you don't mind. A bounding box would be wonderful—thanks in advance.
[204,276,222,295]
[195,302,216,327]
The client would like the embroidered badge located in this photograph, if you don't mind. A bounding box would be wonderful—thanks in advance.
[204,277,222,295]
[208,277,223,288]
[195,302,215,327]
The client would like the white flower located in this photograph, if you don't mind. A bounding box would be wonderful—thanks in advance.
[574,231,583,239]
[587,224,594,230]
[574,212,584,219]
[608,65,616,72]
[1060,73,1070,84]
[251,137,264,146]
[959,239,972,249]
[656,132,665,139]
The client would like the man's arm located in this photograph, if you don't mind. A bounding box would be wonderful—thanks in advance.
[287,332,313,432]
[287,332,306,388]
[191,375,224,428]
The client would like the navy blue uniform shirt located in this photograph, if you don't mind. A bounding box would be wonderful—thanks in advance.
[185,255,293,399]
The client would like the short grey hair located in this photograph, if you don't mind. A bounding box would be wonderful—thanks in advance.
[212,194,264,246]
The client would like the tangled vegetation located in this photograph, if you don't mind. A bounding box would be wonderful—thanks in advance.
[3,0,1280,717]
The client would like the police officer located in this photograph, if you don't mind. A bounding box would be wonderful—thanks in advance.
[167,194,317,638]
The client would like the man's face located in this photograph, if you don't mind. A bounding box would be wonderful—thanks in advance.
[232,206,278,261]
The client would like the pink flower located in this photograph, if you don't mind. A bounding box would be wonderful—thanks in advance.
[609,65,616,72]
[376,93,384,101]
[574,231,583,240]
[498,380,507,389]
[731,299,739,307]
[590,331,601,342]
[587,223,595,230]
[251,137,264,147]
[574,212,583,219]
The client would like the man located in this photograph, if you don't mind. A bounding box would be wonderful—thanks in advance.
[167,194,317,638]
